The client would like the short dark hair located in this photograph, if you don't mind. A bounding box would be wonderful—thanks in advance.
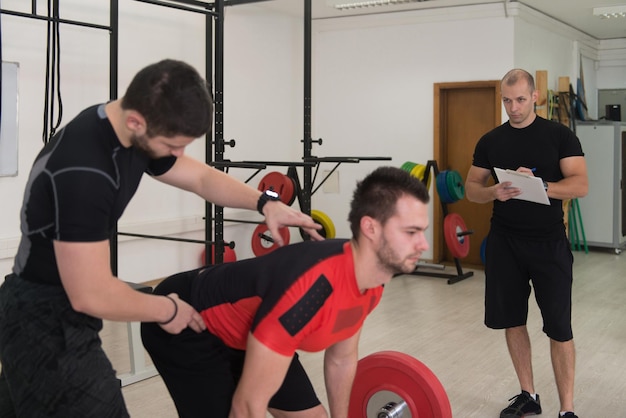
[121,59,213,138]
[501,68,535,92]
[348,166,430,239]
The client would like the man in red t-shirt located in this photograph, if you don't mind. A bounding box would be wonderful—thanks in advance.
[141,166,431,418]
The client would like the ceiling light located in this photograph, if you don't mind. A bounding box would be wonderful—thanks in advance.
[330,0,431,11]
[592,5,626,19]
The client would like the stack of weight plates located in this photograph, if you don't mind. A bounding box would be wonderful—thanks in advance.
[400,161,432,190]
[435,170,464,203]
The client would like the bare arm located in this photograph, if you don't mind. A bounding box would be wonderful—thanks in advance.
[546,156,588,200]
[324,330,361,418]
[465,165,521,204]
[229,334,293,418]
[155,155,323,243]
[466,156,588,204]
[54,240,206,333]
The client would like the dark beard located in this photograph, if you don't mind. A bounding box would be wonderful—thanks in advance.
[377,236,413,275]
[129,133,158,159]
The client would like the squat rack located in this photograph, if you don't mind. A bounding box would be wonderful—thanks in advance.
[204,0,390,259]
[1,0,389,384]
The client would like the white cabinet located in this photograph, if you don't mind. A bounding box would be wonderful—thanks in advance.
[576,121,626,253]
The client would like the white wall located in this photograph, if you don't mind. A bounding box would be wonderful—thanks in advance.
[596,39,626,90]
[0,0,275,281]
[1,1,625,282]
[512,6,604,120]
[312,5,515,250]
[1,0,110,276]
[118,4,307,280]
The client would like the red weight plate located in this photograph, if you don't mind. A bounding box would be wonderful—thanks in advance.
[443,213,470,259]
[201,244,237,265]
[257,171,296,206]
[251,224,290,257]
[349,351,452,418]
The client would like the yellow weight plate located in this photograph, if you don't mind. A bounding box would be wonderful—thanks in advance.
[311,209,336,239]
[410,164,426,181]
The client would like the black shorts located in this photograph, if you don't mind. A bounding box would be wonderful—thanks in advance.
[141,270,321,418]
[0,275,129,418]
[484,231,574,341]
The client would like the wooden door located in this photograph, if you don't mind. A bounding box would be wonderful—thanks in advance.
[433,81,501,268]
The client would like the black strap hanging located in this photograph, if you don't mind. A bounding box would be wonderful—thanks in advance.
[1,0,3,129]
[42,0,63,143]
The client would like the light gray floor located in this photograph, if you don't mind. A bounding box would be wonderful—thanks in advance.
[106,248,626,417]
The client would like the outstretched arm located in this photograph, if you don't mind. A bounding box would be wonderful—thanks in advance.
[324,330,361,418]
[155,155,323,242]
[229,334,293,418]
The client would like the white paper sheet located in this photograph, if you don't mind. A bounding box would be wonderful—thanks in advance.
[494,167,550,205]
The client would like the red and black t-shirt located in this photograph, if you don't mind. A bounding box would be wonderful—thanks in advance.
[190,240,383,356]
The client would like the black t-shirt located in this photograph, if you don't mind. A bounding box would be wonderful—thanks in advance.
[472,116,584,239]
[13,104,176,285]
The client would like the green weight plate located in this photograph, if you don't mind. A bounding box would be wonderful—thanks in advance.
[445,170,465,202]
[401,161,418,173]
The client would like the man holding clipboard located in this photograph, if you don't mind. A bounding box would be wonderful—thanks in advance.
[465,69,588,418]
[493,167,550,205]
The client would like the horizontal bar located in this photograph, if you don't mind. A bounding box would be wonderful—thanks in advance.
[224,0,274,6]
[161,0,215,9]
[318,156,392,161]
[133,0,218,16]
[210,161,267,169]
[243,160,317,167]
[0,8,111,31]
[221,218,264,225]
[118,231,221,245]
[304,157,360,163]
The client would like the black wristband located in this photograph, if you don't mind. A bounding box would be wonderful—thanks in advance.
[159,295,178,325]
[257,190,280,215]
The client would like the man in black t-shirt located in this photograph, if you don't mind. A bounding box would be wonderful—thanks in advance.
[466,69,588,418]
[0,59,322,417]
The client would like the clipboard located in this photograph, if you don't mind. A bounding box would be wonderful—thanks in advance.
[494,168,550,205]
